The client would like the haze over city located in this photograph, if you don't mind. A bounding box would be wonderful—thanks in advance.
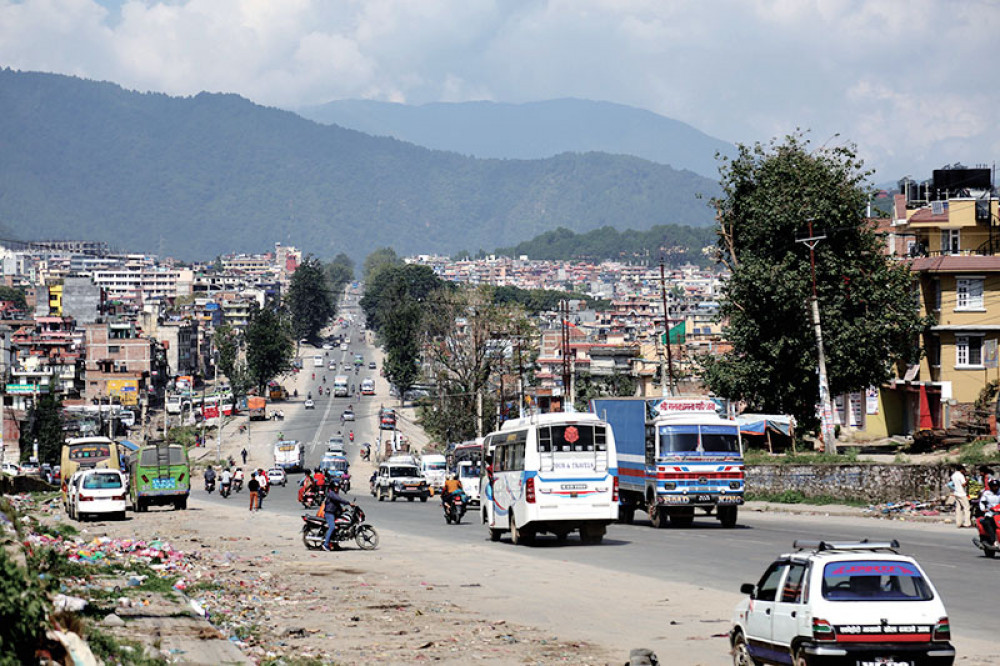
[2,0,997,181]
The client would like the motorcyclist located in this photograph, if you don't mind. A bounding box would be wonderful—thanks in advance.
[220,467,232,497]
[322,480,353,552]
[299,468,315,503]
[204,465,217,492]
[441,473,463,506]
[349,430,354,442]
[233,467,244,491]
[978,478,1000,547]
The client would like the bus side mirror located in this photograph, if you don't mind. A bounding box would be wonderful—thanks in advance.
[740,583,756,598]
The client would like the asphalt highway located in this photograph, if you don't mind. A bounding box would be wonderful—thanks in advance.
[202,301,999,649]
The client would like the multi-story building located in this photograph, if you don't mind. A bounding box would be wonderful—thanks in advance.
[83,320,157,405]
[867,165,1000,437]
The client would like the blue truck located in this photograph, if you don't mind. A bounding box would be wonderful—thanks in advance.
[590,396,744,528]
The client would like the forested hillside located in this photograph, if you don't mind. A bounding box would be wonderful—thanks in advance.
[492,225,717,266]
[0,70,720,260]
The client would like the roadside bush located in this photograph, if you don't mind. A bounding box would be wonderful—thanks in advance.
[0,545,50,664]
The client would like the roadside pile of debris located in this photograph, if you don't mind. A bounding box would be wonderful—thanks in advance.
[863,498,950,519]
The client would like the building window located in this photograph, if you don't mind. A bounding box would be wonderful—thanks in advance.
[956,278,984,311]
[108,345,120,354]
[941,229,960,255]
[932,279,941,311]
[928,335,941,367]
[957,335,984,368]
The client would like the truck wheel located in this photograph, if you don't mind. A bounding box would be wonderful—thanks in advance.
[718,505,738,528]
[649,504,667,529]
[389,487,397,502]
[618,505,635,524]
[420,495,428,503]
[580,524,605,545]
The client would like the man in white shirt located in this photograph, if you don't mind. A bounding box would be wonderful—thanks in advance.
[952,464,971,528]
[978,478,1000,546]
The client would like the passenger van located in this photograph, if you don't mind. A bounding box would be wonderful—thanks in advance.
[481,411,618,545]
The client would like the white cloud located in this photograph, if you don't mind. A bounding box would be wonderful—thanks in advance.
[0,0,997,178]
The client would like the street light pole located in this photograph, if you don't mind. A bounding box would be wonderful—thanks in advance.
[797,220,838,454]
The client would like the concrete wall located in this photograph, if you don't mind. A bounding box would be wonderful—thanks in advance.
[747,464,951,504]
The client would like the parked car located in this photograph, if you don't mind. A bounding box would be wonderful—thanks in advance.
[368,361,377,370]
[1,462,20,477]
[67,469,128,521]
[731,539,955,666]
[20,461,40,476]
[267,467,287,487]
[304,399,315,410]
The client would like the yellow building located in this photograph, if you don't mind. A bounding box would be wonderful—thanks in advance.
[867,168,1000,437]
[47,283,63,316]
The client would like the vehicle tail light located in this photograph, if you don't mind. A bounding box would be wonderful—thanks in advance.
[526,477,536,504]
[111,494,126,501]
[141,475,149,484]
[612,476,619,502]
[812,618,836,642]
[178,473,185,483]
[79,495,94,502]
[932,617,950,641]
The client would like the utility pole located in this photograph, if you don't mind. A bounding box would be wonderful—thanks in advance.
[797,220,838,454]
[659,259,676,397]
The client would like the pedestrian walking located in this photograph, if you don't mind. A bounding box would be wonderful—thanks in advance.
[952,464,971,528]
[241,448,248,465]
[248,472,260,511]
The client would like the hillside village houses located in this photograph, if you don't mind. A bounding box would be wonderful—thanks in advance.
[0,242,300,461]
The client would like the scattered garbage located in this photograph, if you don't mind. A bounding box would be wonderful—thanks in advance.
[863,499,948,518]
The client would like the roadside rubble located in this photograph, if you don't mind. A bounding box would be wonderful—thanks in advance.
[6,493,615,664]
[862,498,950,519]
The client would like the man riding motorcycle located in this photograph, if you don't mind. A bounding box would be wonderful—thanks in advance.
[322,481,353,552]
[220,467,232,497]
[204,465,217,493]
[978,478,1000,547]
[441,473,465,506]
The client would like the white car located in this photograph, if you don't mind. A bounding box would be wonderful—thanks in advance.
[67,469,128,521]
[1,462,20,477]
[342,408,355,421]
[340,343,348,351]
[304,399,315,410]
[457,461,482,506]
[327,437,346,456]
[266,467,287,487]
[731,539,955,666]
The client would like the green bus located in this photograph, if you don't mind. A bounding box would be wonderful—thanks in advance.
[128,442,190,511]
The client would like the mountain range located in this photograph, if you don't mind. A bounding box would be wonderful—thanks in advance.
[0,69,723,261]
[296,98,734,180]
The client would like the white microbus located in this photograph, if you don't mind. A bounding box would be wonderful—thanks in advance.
[481,411,618,545]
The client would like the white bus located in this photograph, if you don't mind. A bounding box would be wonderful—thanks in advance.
[333,375,349,397]
[481,411,618,545]
[273,440,304,473]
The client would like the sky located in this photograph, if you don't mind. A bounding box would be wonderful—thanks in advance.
[1,0,998,182]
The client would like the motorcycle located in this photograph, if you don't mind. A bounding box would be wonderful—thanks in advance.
[205,477,216,493]
[443,490,468,524]
[233,477,243,493]
[973,514,1000,558]
[220,482,232,499]
[300,487,322,508]
[349,431,354,442]
[301,504,379,551]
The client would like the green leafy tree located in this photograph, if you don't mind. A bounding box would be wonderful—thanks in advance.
[286,255,336,342]
[360,263,449,334]
[19,381,63,464]
[212,324,253,400]
[362,247,402,283]
[380,283,423,404]
[574,370,638,412]
[0,286,26,310]
[700,133,927,431]
[244,303,295,394]
[325,253,355,294]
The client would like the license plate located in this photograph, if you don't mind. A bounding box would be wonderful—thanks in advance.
[696,495,712,502]
[858,660,913,666]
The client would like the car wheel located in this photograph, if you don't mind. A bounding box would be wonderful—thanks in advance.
[718,505,738,528]
[509,513,533,546]
[791,647,809,666]
[389,487,396,502]
[731,631,757,666]
[420,495,428,503]
[378,487,385,502]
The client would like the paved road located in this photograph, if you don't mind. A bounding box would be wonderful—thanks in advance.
[203,306,999,649]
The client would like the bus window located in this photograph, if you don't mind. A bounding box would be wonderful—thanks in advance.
[700,426,741,453]
[659,425,699,453]
[494,445,506,472]
[540,424,599,453]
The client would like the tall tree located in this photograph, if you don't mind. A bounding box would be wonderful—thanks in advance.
[212,324,252,400]
[700,133,927,431]
[20,379,63,464]
[325,253,355,294]
[244,303,295,394]
[362,247,402,283]
[360,263,449,334]
[286,255,336,342]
